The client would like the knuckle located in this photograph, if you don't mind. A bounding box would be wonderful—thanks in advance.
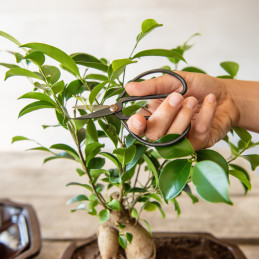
[195,123,209,135]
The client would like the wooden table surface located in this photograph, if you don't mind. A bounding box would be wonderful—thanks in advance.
[1,151,259,259]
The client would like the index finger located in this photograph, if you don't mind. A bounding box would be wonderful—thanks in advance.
[125,73,185,96]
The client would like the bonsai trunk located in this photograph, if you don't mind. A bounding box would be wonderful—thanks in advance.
[97,207,155,259]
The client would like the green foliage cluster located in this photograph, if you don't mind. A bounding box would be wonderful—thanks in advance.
[1,19,258,248]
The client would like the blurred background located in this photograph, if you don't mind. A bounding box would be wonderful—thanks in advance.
[1,0,259,153]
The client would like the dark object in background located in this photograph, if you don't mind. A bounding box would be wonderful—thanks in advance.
[0,199,41,259]
[61,232,246,259]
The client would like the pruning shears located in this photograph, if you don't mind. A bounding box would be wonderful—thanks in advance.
[73,69,191,147]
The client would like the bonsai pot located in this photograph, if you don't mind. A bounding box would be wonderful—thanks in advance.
[61,232,246,259]
[0,199,41,259]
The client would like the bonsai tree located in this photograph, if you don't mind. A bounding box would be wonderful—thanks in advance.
[1,19,258,258]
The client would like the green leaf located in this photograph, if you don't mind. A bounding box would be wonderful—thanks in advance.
[192,161,232,204]
[98,209,110,223]
[66,194,88,205]
[24,51,45,66]
[132,49,186,62]
[167,48,184,64]
[4,67,44,81]
[197,149,228,173]
[126,144,146,171]
[119,235,127,249]
[18,92,57,107]
[229,164,250,194]
[71,53,108,72]
[21,42,80,76]
[106,115,121,135]
[98,120,118,148]
[220,61,239,77]
[182,66,206,74]
[86,119,98,145]
[88,157,105,170]
[145,194,162,203]
[143,202,157,212]
[171,198,181,217]
[122,104,142,116]
[183,184,199,204]
[159,159,192,201]
[126,233,133,244]
[143,154,159,188]
[229,170,251,190]
[113,145,136,167]
[90,169,109,183]
[103,87,124,101]
[43,152,75,164]
[76,168,86,177]
[121,166,136,183]
[155,134,194,159]
[233,127,252,145]
[131,208,138,219]
[18,101,55,117]
[11,136,30,143]
[0,63,19,69]
[107,199,120,211]
[85,73,108,81]
[50,143,79,160]
[111,59,137,79]
[89,81,108,105]
[41,65,61,84]
[0,31,21,46]
[137,19,163,42]
[85,142,104,164]
[242,155,259,170]
[66,182,93,192]
[140,219,152,237]
[65,79,85,100]
[100,152,120,169]
[52,80,65,95]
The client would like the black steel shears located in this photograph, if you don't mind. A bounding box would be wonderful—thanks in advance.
[74,69,191,147]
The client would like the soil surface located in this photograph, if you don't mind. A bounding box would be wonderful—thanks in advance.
[72,235,237,259]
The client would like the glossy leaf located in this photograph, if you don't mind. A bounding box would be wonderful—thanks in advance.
[233,127,252,145]
[88,157,105,170]
[0,31,21,46]
[24,51,45,66]
[171,198,181,217]
[11,136,30,143]
[43,152,75,164]
[41,65,61,84]
[159,159,192,201]
[90,168,109,183]
[242,155,259,170]
[155,134,194,159]
[183,184,199,204]
[126,233,133,244]
[18,101,55,118]
[86,119,98,145]
[18,92,57,107]
[89,81,108,105]
[66,181,93,192]
[5,67,44,81]
[85,74,108,81]
[197,149,228,173]
[220,61,239,77]
[143,154,159,188]
[98,209,110,223]
[111,59,137,79]
[192,161,232,204]
[103,87,124,101]
[121,166,136,183]
[50,143,79,160]
[122,104,142,116]
[126,144,146,171]
[182,66,206,74]
[66,194,88,205]
[85,142,104,164]
[131,208,138,219]
[0,63,19,69]
[113,145,136,167]
[132,49,186,62]
[21,43,80,76]
[98,120,118,148]
[52,80,65,94]
[229,170,251,190]
[137,19,163,42]
[100,152,120,169]
[119,235,127,249]
[141,219,152,237]
[71,52,108,72]
[107,199,120,211]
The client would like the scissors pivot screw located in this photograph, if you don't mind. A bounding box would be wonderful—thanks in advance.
[110,104,118,112]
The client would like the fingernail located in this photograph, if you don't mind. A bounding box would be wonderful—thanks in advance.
[207,94,216,103]
[186,98,197,109]
[168,93,183,107]
[132,119,143,129]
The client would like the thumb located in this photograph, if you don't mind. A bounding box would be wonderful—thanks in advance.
[125,72,187,96]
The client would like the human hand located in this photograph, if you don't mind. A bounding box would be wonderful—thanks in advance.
[125,71,239,150]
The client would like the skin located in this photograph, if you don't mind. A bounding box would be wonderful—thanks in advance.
[125,71,259,151]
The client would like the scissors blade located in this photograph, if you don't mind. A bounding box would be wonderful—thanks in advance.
[74,105,110,111]
[74,106,113,120]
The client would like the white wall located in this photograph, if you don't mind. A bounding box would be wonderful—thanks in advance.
[0,0,259,151]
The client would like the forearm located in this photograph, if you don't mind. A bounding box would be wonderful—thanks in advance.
[225,79,259,132]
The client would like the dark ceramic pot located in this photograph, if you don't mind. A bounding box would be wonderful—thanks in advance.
[0,199,41,259]
[61,232,246,259]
